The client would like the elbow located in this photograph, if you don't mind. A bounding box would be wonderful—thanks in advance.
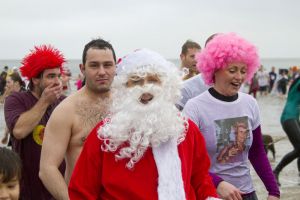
[12,128,27,140]
[39,164,48,183]
[39,169,46,183]
[12,125,33,139]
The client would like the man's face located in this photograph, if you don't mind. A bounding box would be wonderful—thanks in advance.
[180,47,200,72]
[81,48,116,94]
[126,73,161,104]
[37,68,62,92]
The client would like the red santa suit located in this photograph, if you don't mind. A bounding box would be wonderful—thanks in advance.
[69,119,217,200]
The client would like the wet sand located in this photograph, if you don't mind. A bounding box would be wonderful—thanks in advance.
[0,94,299,199]
[253,95,299,199]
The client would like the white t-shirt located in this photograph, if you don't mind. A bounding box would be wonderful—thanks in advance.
[257,70,269,87]
[183,91,260,193]
[177,74,209,109]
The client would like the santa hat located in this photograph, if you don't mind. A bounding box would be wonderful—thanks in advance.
[20,45,65,80]
[116,48,178,77]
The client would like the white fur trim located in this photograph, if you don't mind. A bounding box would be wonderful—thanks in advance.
[152,138,185,200]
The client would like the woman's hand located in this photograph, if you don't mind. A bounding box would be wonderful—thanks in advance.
[217,181,245,200]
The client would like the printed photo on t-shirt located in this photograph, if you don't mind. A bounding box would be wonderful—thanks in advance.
[214,116,250,164]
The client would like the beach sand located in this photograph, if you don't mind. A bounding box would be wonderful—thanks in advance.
[0,94,299,199]
[252,95,300,199]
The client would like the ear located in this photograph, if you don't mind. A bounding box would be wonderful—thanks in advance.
[180,53,185,61]
[79,64,85,75]
[31,77,40,86]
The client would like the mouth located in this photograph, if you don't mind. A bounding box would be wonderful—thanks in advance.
[231,82,241,89]
[96,79,108,84]
[139,93,154,104]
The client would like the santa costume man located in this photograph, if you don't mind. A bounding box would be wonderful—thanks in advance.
[68,49,219,200]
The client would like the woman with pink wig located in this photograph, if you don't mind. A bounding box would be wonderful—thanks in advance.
[183,33,280,200]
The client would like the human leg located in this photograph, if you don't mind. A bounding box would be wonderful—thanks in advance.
[273,119,300,185]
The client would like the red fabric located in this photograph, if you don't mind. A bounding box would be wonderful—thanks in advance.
[69,119,217,200]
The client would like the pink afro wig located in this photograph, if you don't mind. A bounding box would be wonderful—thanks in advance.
[20,45,65,79]
[196,33,260,85]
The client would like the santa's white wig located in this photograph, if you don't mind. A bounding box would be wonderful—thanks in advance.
[98,49,188,169]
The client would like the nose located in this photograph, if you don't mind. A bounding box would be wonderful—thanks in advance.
[54,76,62,85]
[235,71,245,80]
[98,66,106,75]
[0,188,9,198]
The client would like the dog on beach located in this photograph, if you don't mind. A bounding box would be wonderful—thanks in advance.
[262,134,276,161]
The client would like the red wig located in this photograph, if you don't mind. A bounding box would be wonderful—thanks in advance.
[20,45,65,79]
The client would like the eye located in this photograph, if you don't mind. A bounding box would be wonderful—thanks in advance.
[241,69,247,74]
[103,62,114,69]
[8,184,17,189]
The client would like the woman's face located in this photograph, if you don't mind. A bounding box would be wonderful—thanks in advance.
[5,76,15,92]
[214,62,247,96]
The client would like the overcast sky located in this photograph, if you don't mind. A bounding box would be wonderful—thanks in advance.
[1,0,299,60]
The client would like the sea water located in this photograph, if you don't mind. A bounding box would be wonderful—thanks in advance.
[1,58,300,76]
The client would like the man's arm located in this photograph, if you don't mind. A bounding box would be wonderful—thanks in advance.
[12,83,63,139]
[39,101,73,200]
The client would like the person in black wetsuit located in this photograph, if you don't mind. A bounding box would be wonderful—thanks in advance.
[273,77,300,186]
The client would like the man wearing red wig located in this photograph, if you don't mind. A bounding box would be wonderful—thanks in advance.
[4,45,66,200]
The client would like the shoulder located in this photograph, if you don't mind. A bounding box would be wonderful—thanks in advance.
[186,90,209,105]
[53,90,84,112]
[4,91,33,106]
[239,92,256,102]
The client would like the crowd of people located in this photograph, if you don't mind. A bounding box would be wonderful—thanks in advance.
[247,64,299,99]
[0,33,300,200]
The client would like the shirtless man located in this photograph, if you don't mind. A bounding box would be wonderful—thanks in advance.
[39,39,116,200]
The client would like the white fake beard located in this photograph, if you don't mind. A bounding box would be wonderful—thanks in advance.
[98,83,187,169]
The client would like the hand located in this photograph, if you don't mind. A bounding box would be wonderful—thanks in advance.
[267,195,280,200]
[40,83,63,105]
[1,135,8,144]
[217,181,245,200]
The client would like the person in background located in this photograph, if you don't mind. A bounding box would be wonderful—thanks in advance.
[180,40,201,80]
[39,39,116,200]
[183,33,280,200]
[269,66,277,93]
[257,65,269,96]
[4,45,66,200]
[248,72,259,98]
[277,70,289,98]
[61,67,72,95]
[69,49,219,200]
[75,73,84,90]
[1,72,26,146]
[273,76,300,186]
[0,147,22,200]
[0,71,7,95]
[177,34,218,110]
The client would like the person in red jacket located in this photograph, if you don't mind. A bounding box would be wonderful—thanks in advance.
[69,49,219,200]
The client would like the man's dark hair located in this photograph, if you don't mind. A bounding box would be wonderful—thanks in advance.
[181,40,201,55]
[204,33,219,47]
[0,147,22,183]
[82,38,116,65]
